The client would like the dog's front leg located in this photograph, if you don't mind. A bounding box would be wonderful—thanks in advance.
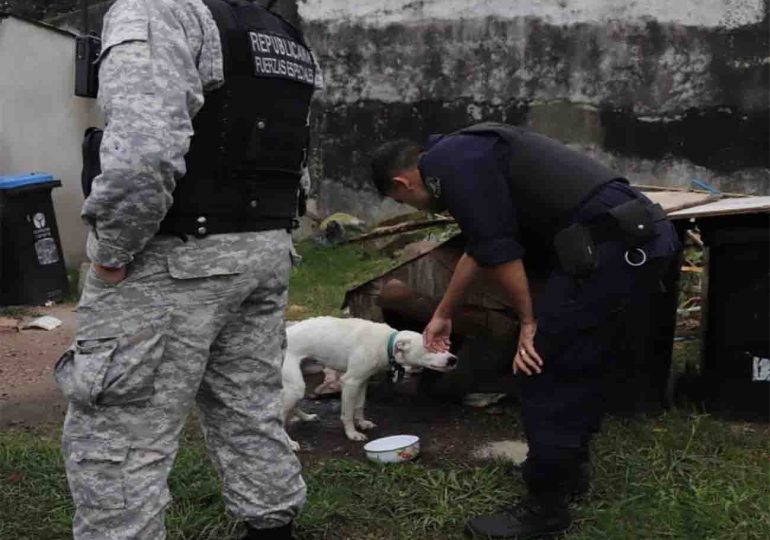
[354,384,376,431]
[340,378,368,441]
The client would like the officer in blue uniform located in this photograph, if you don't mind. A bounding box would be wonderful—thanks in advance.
[370,123,680,539]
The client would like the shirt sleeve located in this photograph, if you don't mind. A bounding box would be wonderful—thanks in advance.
[422,134,525,267]
[81,0,223,267]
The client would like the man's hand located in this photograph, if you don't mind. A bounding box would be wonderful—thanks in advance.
[513,320,544,375]
[423,315,452,353]
[92,264,127,285]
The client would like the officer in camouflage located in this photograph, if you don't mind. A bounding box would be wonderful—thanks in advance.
[54,1,321,539]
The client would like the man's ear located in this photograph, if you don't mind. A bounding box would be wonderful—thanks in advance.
[392,174,414,192]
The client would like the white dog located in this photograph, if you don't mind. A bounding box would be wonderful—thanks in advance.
[281,317,458,448]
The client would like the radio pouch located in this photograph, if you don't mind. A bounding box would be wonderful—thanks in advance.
[554,223,598,277]
[607,199,664,247]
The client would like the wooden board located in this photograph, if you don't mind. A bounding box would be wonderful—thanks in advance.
[669,196,770,219]
[641,191,718,214]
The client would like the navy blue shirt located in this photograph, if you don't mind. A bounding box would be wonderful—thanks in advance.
[419,132,651,267]
[420,133,525,266]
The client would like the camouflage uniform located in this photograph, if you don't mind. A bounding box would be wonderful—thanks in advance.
[54,1,316,538]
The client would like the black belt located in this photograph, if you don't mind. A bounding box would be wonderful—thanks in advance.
[554,200,667,276]
[157,215,298,238]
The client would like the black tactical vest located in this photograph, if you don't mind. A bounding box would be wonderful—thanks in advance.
[158,0,316,236]
[455,123,623,229]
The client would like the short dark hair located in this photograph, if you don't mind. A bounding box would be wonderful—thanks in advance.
[370,139,422,195]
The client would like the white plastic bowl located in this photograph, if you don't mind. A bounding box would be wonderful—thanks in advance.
[363,435,420,463]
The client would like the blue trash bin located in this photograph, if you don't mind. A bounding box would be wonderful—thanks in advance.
[0,173,68,305]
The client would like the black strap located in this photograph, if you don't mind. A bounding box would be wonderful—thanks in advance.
[157,216,297,237]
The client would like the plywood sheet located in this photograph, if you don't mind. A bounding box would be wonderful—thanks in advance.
[641,191,718,214]
[668,196,770,219]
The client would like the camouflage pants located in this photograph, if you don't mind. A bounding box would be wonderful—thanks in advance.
[55,231,305,540]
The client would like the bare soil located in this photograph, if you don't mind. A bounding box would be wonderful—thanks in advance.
[291,374,521,467]
[0,305,522,464]
[0,303,75,428]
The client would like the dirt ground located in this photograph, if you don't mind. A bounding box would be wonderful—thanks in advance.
[0,303,75,428]
[290,375,520,466]
[0,304,522,464]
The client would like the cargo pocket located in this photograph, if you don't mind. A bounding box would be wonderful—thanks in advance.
[64,438,128,509]
[55,313,170,407]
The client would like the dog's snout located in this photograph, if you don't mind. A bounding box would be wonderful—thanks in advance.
[447,356,458,368]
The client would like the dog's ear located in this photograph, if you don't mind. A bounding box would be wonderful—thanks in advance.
[394,339,412,356]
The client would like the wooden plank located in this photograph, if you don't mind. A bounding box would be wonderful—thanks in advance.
[668,196,770,219]
[341,218,453,244]
[632,183,749,198]
[641,191,718,213]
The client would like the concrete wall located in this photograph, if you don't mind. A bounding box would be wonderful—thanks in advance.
[6,1,767,249]
[0,16,101,267]
[299,0,770,221]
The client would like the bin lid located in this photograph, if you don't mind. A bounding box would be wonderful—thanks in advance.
[0,173,57,190]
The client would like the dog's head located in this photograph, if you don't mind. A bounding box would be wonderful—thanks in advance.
[392,331,458,373]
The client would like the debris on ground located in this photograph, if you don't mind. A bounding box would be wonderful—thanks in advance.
[463,393,508,408]
[22,316,63,331]
[317,212,367,244]
[472,439,529,465]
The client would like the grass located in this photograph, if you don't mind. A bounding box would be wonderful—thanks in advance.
[1,409,767,539]
[0,306,43,318]
[286,240,397,319]
[2,241,769,539]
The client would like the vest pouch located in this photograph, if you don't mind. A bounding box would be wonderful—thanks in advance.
[245,181,299,219]
[607,199,661,247]
[554,223,598,277]
[244,117,306,173]
[81,127,103,198]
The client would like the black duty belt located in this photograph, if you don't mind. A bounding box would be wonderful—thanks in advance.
[157,215,298,238]
[554,199,668,276]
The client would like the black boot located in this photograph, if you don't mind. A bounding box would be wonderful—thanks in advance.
[465,496,570,539]
[242,522,293,540]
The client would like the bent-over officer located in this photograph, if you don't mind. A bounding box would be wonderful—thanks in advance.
[370,123,680,539]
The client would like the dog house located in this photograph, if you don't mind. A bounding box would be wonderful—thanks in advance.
[343,189,770,418]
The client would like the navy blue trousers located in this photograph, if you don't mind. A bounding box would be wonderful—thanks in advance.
[519,223,679,499]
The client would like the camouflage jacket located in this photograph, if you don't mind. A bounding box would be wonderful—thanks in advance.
[82,0,321,268]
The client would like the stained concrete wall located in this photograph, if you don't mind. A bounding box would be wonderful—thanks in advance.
[0,16,102,267]
[6,1,767,257]
[298,0,770,221]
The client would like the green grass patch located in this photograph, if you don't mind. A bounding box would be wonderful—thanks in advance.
[287,240,395,319]
[0,306,43,318]
[2,242,767,539]
[2,410,767,539]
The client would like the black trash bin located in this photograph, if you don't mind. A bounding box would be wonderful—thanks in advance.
[0,173,69,306]
[698,213,769,420]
